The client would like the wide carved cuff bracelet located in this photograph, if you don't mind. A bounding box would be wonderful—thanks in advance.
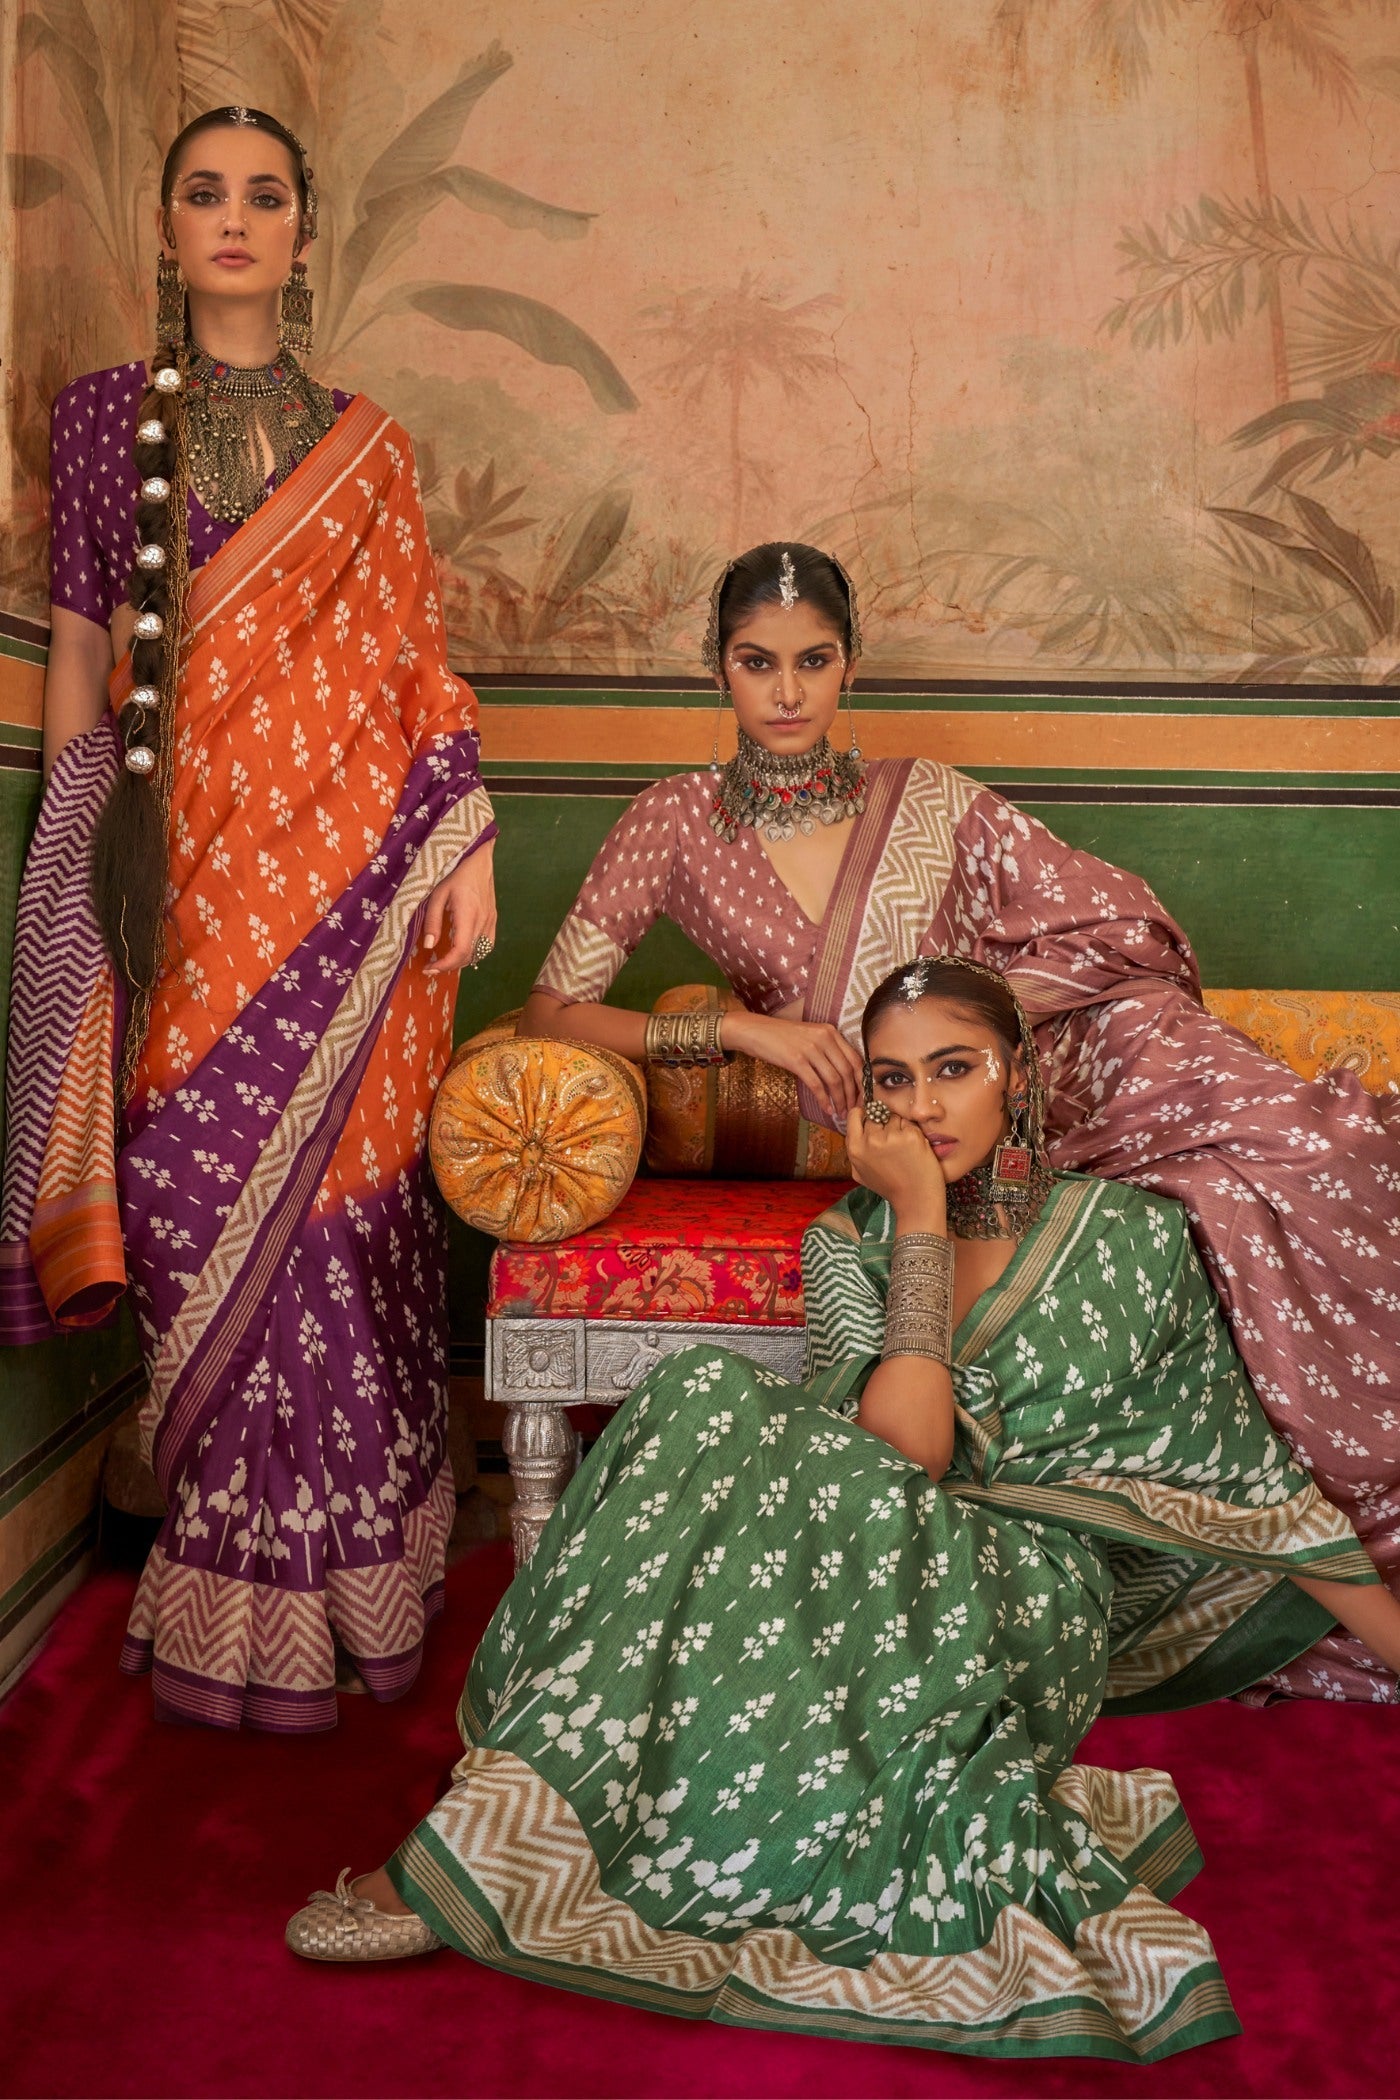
[644,1007,727,1066]
[881,1231,955,1364]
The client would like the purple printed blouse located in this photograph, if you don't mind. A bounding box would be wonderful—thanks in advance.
[49,362,352,627]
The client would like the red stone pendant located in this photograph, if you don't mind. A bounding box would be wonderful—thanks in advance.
[991,1141,1033,1186]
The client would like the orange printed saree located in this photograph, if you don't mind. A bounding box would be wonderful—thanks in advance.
[4,397,494,1731]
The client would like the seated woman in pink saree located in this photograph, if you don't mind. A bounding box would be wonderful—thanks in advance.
[521,542,1400,1706]
[0,109,495,1732]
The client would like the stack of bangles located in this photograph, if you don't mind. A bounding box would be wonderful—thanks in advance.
[881,1232,954,1364]
[643,1008,728,1065]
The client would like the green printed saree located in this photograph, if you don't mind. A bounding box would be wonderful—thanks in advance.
[392,1174,1372,2062]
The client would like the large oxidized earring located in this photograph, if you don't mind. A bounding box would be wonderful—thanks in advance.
[709,688,726,778]
[844,682,862,762]
[156,252,186,350]
[990,1094,1034,1211]
[280,260,314,354]
[862,1059,891,1125]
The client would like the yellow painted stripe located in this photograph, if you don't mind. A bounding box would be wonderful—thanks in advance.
[476,704,1400,776]
[0,651,43,731]
[0,1427,117,1601]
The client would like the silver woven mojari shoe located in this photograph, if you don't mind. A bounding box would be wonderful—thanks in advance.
[285,1869,446,1962]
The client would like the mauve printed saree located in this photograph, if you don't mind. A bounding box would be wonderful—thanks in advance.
[534,756,1400,1701]
[2,397,495,1731]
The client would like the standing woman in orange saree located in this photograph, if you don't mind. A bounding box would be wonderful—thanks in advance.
[0,109,497,1731]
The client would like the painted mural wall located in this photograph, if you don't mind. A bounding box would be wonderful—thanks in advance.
[6,0,1400,684]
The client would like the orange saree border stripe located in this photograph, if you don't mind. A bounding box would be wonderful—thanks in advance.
[28,1185,126,1327]
[475,704,1400,775]
[183,394,384,637]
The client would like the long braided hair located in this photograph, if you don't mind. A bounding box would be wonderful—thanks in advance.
[90,107,313,1096]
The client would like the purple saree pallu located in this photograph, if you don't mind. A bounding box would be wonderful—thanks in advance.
[119,733,492,1732]
[0,718,123,1340]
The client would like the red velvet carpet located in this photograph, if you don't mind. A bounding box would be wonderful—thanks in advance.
[2,1542,1397,2100]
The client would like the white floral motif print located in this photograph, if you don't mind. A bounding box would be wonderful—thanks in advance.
[739,1617,786,1662]
[725,1693,776,1736]
[624,1491,671,1538]
[712,1765,765,1813]
[797,1748,850,1794]
[808,1481,842,1522]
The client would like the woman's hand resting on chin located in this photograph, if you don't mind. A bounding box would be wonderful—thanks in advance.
[846,1104,948,1236]
[720,1010,864,1121]
[421,837,497,976]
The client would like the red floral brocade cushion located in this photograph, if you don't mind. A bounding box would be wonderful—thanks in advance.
[487,1179,850,1326]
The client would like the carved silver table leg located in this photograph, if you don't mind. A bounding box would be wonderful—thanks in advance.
[502,1401,579,1566]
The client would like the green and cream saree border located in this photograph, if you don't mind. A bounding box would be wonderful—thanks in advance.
[390,1746,1239,2063]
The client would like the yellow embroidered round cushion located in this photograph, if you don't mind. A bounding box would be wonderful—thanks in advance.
[430,1033,646,1243]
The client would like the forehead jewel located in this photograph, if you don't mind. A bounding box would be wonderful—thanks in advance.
[778,549,797,610]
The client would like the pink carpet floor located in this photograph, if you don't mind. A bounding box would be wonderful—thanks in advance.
[2,1541,1397,2099]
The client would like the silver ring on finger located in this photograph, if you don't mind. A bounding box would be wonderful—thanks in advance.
[470,934,494,968]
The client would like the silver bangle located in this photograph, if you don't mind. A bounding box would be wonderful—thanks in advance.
[643,1007,726,1065]
[881,1231,954,1365]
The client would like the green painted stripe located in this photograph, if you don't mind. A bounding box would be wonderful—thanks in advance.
[0,630,46,668]
[473,684,1400,718]
[479,757,1400,788]
[0,1377,141,1523]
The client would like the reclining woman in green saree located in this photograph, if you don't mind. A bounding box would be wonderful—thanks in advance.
[287,958,1400,2064]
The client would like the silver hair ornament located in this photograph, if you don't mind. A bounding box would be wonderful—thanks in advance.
[778,549,798,609]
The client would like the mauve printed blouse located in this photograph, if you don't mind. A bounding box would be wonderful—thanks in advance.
[49,362,352,626]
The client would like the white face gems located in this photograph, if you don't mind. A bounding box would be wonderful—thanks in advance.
[979,1047,1005,1089]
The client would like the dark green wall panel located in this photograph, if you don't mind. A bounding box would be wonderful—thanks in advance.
[1019,803,1399,989]
[453,790,1399,1015]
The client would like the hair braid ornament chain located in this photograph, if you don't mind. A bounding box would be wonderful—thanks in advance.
[110,341,192,1096]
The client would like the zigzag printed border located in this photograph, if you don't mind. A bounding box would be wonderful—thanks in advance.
[392,1746,1240,2064]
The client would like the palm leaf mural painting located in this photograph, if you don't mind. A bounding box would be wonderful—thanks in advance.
[963,0,1400,682]
[1093,0,1400,685]
[645,276,839,548]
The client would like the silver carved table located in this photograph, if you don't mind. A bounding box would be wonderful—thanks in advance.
[487,1316,807,1564]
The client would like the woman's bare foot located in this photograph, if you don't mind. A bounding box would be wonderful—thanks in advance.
[352,1866,412,1916]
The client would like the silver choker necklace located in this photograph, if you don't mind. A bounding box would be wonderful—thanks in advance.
[709,730,867,844]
